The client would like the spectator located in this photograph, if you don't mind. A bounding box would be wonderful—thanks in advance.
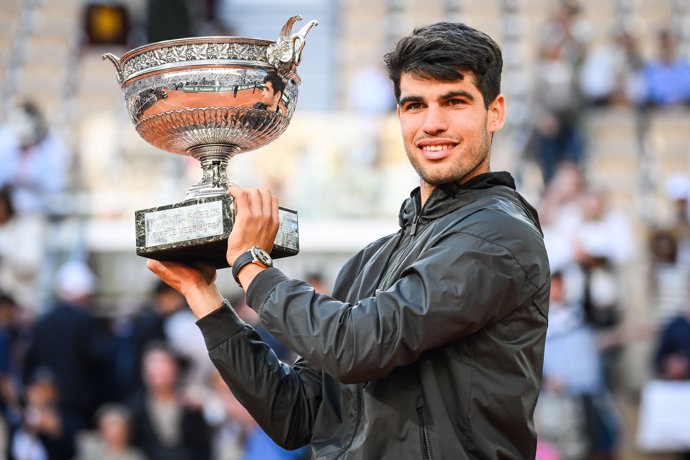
[530,36,587,185]
[0,186,46,311]
[164,297,212,387]
[653,305,690,381]
[647,230,690,325]
[579,24,644,107]
[113,279,187,399]
[540,163,589,310]
[664,173,690,267]
[573,187,635,330]
[0,101,69,311]
[75,403,145,460]
[636,28,690,107]
[127,343,212,460]
[540,1,592,68]
[8,368,76,460]
[22,261,116,433]
[0,102,69,216]
[538,272,621,460]
[203,369,255,460]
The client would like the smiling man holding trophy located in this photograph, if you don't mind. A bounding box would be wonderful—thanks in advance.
[108,17,550,460]
[104,15,318,268]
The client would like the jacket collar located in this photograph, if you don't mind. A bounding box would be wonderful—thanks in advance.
[398,172,517,228]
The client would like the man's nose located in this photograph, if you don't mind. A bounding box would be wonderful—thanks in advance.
[422,105,448,135]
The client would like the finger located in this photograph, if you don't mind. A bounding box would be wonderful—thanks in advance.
[146,258,164,276]
[229,186,250,220]
[271,194,280,233]
[246,188,263,217]
[259,189,273,219]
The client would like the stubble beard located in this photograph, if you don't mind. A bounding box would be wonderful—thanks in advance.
[408,125,492,187]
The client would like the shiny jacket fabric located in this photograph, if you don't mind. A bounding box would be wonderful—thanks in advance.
[197,172,550,459]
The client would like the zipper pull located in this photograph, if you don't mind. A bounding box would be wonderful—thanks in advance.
[411,215,421,237]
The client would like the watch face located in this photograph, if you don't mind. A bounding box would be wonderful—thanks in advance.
[252,247,273,267]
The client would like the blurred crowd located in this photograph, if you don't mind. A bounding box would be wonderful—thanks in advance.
[528,1,690,186]
[0,0,689,459]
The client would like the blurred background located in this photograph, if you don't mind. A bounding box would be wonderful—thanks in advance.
[0,0,689,459]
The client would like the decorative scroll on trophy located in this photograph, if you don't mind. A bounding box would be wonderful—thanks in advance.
[103,16,318,268]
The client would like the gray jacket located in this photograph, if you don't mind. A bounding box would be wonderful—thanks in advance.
[197,172,550,459]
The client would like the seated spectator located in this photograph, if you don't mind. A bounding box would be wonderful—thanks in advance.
[579,24,644,107]
[636,28,690,107]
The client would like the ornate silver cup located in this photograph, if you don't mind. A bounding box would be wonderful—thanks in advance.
[103,16,317,267]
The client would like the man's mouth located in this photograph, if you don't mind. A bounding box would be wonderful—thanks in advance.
[421,144,452,152]
[419,142,456,159]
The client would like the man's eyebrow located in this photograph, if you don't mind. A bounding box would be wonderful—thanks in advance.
[441,90,475,101]
[398,90,476,105]
[398,95,423,106]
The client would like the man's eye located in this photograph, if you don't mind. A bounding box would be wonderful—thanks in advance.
[402,102,424,111]
[448,99,466,106]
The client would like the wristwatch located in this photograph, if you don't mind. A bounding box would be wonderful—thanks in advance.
[232,246,273,287]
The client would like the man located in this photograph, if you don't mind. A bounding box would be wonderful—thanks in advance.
[252,73,284,112]
[148,22,550,458]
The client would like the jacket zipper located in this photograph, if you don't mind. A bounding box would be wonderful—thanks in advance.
[379,213,421,290]
[417,406,432,460]
[333,211,422,459]
[333,383,363,460]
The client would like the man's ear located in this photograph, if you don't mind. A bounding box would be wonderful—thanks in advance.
[487,94,506,133]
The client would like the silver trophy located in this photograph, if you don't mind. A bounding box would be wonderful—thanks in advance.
[103,16,318,268]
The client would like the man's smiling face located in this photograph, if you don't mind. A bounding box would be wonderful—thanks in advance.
[397,71,505,200]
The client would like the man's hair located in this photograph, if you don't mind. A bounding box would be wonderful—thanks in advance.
[384,22,503,108]
[263,72,286,96]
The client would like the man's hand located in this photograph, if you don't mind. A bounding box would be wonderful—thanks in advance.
[146,259,223,319]
[226,186,280,266]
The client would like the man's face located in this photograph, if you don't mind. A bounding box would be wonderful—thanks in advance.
[397,72,505,193]
[261,81,280,108]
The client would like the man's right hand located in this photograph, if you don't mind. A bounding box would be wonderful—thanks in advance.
[146,259,224,319]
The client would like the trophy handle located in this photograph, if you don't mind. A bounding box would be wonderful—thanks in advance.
[291,19,319,67]
[102,53,124,85]
[268,16,318,77]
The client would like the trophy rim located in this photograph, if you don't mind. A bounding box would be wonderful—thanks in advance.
[119,36,274,65]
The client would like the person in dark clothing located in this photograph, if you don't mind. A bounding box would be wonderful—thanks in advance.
[113,279,187,399]
[147,22,550,459]
[8,368,77,460]
[22,261,115,433]
[654,311,690,380]
[127,343,211,460]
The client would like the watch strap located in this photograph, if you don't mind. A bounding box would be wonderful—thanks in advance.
[231,250,256,287]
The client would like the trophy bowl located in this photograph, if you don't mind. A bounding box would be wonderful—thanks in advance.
[104,16,317,267]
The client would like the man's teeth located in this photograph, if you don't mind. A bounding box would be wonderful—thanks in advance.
[422,145,451,151]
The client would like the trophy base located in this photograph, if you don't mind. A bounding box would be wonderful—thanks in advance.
[135,194,299,268]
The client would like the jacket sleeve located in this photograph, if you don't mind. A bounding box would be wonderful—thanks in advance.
[247,229,542,384]
[196,303,322,449]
